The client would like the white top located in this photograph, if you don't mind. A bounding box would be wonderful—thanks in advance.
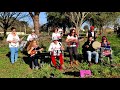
[27,34,38,41]
[58,28,63,35]
[48,42,62,56]
[91,32,94,37]
[52,32,61,40]
[67,35,78,47]
[86,31,95,37]
[86,31,95,40]
[6,33,20,47]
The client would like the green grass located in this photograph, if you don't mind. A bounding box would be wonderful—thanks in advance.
[0,33,120,78]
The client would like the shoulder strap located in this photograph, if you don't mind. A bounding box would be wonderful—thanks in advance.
[59,42,62,46]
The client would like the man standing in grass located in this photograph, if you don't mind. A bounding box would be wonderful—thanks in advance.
[6,27,20,64]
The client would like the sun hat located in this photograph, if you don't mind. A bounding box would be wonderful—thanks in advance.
[52,37,58,41]
[32,29,35,32]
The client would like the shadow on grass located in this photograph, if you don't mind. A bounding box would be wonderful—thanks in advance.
[6,52,11,63]
[63,71,80,77]
[6,51,22,61]
[64,51,83,63]
[22,52,52,69]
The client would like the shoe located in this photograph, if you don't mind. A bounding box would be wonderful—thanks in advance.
[95,62,98,64]
[59,66,62,70]
[88,62,92,67]
[55,66,59,69]
[70,61,73,67]
[35,66,39,70]
[110,61,115,67]
[110,64,115,67]
[101,60,105,63]
[74,60,79,65]
[61,64,66,70]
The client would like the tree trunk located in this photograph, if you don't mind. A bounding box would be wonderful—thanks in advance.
[33,14,40,36]
[63,25,66,35]
[99,26,103,36]
[76,26,80,36]
[3,29,7,38]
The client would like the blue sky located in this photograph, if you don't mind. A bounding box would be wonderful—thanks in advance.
[40,12,47,25]
[20,12,47,27]
[20,12,90,28]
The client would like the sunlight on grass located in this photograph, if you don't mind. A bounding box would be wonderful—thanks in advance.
[0,33,119,78]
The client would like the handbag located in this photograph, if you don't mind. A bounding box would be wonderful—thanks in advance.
[80,70,92,78]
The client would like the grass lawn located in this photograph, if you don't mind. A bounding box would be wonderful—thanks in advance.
[0,33,120,78]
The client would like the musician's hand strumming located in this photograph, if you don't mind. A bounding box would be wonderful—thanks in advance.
[86,45,89,48]
[39,48,44,52]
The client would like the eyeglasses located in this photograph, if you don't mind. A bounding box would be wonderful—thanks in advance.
[72,32,75,33]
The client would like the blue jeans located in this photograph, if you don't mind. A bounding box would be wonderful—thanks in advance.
[87,51,99,63]
[10,47,19,64]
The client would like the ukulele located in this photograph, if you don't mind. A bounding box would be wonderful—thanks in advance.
[30,47,44,56]
[30,50,40,56]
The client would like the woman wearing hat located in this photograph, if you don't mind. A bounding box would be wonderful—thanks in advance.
[82,35,99,66]
[48,37,65,70]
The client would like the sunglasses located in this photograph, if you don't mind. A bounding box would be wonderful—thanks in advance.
[12,30,16,32]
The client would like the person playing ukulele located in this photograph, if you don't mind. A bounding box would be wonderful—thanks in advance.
[27,40,44,70]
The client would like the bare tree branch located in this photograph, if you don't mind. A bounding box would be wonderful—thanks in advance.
[29,12,34,18]
[8,12,21,27]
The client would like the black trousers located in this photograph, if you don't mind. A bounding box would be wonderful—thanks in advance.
[68,47,78,61]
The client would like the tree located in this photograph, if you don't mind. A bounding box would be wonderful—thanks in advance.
[47,12,73,34]
[83,25,89,31]
[87,12,120,35]
[29,12,40,36]
[0,12,27,38]
[47,12,90,35]
[64,12,90,35]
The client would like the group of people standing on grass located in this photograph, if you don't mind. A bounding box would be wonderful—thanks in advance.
[6,26,114,70]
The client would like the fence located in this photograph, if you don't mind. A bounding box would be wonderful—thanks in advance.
[0,32,27,36]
